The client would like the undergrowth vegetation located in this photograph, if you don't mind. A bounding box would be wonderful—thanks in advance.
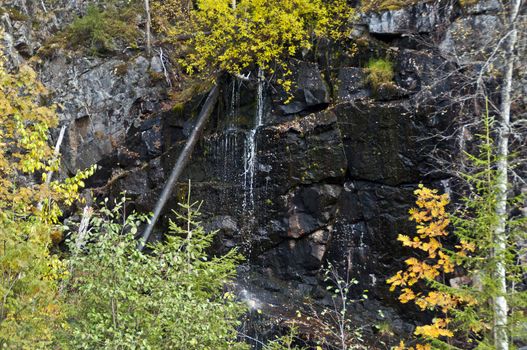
[65,4,139,54]
[39,2,141,56]
[0,34,93,347]
[366,58,394,91]
[63,195,247,349]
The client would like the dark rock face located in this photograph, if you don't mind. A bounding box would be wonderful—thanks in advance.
[39,54,165,172]
[130,52,454,345]
[440,13,503,63]
[1,1,477,347]
[273,61,331,116]
[336,100,448,185]
[336,67,368,101]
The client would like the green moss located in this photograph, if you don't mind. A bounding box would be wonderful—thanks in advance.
[366,58,394,91]
[374,321,395,336]
[148,70,165,82]
[459,0,479,6]
[233,114,252,128]
[36,42,61,59]
[93,130,106,140]
[169,79,214,107]
[61,3,140,55]
[361,0,422,12]
[172,102,186,114]
[31,20,42,30]
[0,7,30,22]
[114,63,129,76]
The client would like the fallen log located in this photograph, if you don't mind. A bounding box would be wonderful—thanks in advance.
[138,84,220,250]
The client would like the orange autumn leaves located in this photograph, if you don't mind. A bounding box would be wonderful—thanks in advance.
[388,185,477,348]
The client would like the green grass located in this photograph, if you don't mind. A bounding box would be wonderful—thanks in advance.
[0,7,30,21]
[366,58,394,90]
[40,3,141,56]
[361,0,422,12]
[67,5,139,54]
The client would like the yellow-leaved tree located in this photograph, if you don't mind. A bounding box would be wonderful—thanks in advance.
[0,32,95,348]
[388,114,527,350]
[387,185,476,350]
[153,0,354,91]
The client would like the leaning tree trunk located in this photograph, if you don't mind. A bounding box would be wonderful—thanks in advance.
[493,0,521,349]
[138,84,220,250]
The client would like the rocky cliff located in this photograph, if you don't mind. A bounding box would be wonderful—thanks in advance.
[0,0,512,347]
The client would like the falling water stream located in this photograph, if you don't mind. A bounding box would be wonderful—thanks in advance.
[225,78,240,178]
[243,68,265,212]
[213,78,241,206]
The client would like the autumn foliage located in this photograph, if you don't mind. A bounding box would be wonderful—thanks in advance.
[153,0,354,91]
[388,185,476,349]
[0,42,95,223]
[0,34,93,347]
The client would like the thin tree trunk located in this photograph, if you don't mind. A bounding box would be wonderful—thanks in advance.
[493,1,520,349]
[40,0,47,13]
[144,0,152,56]
[38,125,66,211]
[138,84,220,250]
[75,206,93,249]
[45,125,67,186]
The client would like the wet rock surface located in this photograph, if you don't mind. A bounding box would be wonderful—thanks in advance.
[0,1,492,347]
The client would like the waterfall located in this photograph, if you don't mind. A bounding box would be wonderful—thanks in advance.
[224,78,240,179]
[215,79,241,206]
[229,77,240,129]
[243,68,265,212]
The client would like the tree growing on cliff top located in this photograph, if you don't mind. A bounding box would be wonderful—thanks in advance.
[0,33,94,347]
[152,0,354,87]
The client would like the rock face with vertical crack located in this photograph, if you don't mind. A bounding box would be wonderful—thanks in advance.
[0,1,498,345]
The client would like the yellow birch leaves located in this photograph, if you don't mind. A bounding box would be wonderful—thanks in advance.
[0,33,94,224]
[0,32,93,346]
[153,0,354,92]
[387,185,476,347]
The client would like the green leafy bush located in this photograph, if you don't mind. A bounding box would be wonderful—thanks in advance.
[64,4,139,54]
[263,327,306,350]
[0,215,65,349]
[366,58,394,91]
[63,195,248,349]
